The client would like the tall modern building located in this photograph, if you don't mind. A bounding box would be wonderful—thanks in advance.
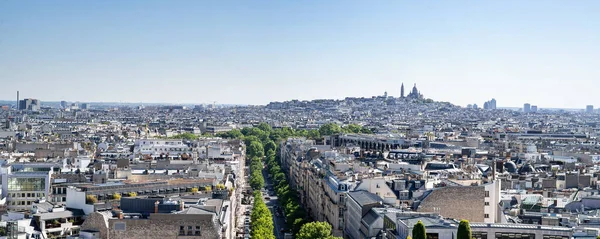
[531,105,538,113]
[60,101,68,109]
[586,105,594,113]
[18,98,41,111]
[523,103,531,113]
[483,99,497,110]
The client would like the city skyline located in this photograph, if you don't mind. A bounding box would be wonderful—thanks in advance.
[1,1,600,108]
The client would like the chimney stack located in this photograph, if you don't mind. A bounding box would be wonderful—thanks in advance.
[154,201,160,214]
[492,158,497,181]
[16,91,19,110]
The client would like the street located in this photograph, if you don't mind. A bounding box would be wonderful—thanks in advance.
[263,167,287,239]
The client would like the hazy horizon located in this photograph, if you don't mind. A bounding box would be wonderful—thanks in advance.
[1,1,599,108]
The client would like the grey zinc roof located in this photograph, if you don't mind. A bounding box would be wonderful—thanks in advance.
[348,190,383,207]
[361,209,381,226]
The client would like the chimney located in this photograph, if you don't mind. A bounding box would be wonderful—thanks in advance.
[492,158,497,181]
[118,211,124,220]
[16,91,19,110]
[180,200,185,211]
[154,201,160,214]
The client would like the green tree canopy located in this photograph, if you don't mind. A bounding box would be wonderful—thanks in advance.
[342,124,363,134]
[249,170,264,190]
[251,191,275,239]
[216,129,243,139]
[296,221,341,239]
[307,129,321,139]
[412,220,426,239]
[247,141,265,158]
[264,140,277,155]
[168,132,198,140]
[257,122,272,132]
[319,123,342,136]
[457,220,472,239]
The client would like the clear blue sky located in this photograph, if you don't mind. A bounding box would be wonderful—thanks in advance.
[1,1,599,108]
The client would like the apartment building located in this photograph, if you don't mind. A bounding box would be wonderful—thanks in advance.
[1,166,52,211]
[416,180,501,223]
[133,139,195,160]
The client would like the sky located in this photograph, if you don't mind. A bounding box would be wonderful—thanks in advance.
[0,1,599,108]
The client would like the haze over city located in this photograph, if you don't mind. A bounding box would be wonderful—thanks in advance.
[1,0,599,108]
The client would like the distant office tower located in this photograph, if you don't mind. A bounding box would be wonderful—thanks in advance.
[473,104,478,109]
[81,103,89,110]
[60,101,68,109]
[523,103,531,113]
[586,105,594,113]
[400,83,405,98]
[467,104,472,109]
[19,98,41,111]
[531,105,538,113]
[483,98,497,110]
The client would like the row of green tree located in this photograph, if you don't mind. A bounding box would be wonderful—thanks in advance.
[411,220,472,239]
[251,191,275,239]
[249,156,264,190]
[265,144,307,234]
[217,122,373,142]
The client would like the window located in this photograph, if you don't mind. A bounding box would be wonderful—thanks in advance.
[485,191,490,197]
[8,178,46,191]
[472,232,488,239]
[179,226,185,235]
[485,202,490,206]
[496,233,534,239]
[543,236,569,239]
[484,214,489,218]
